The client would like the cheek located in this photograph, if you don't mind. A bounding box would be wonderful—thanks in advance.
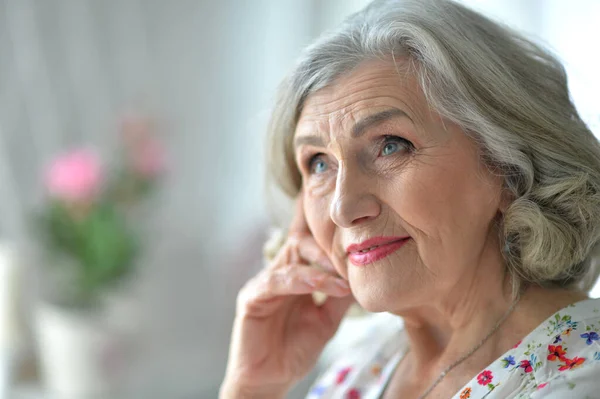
[387,158,501,258]
[305,196,348,279]
[304,193,335,251]
[304,172,336,198]
[427,166,501,231]
[382,167,449,234]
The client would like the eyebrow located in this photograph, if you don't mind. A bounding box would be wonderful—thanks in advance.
[294,108,409,149]
[352,108,409,138]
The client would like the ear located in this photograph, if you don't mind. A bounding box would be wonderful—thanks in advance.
[498,184,514,215]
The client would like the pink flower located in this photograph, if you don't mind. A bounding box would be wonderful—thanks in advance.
[45,149,103,202]
[537,382,549,390]
[130,137,165,178]
[477,370,493,385]
[120,114,165,179]
[121,113,153,144]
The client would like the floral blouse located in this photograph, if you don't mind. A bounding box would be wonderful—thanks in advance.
[306,298,600,399]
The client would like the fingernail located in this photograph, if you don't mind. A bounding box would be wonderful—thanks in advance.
[334,279,350,290]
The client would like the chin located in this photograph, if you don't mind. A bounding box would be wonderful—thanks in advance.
[348,268,409,313]
[351,288,399,313]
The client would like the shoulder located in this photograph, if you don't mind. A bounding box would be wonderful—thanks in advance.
[457,298,600,398]
[513,298,600,397]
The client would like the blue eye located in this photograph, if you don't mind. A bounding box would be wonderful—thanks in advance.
[309,155,328,174]
[382,142,400,156]
[380,136,413,157]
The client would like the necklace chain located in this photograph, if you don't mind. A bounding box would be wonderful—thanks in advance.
[417,294,521,399]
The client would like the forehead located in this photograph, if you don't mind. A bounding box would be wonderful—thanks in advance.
[296,58,428,135]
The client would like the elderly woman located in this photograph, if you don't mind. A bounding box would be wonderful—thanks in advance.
[221,0,600,397]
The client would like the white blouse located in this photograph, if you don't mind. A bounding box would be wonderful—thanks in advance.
[306,298,600,399]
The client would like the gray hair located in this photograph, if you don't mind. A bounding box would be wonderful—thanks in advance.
[267,0,600,292]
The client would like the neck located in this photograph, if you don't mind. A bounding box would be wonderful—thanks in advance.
[396,237,518,374]
[396,275,589,380]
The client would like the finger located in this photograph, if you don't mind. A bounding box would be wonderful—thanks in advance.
[265,241,295,271]
[288,191,310,238]
[286,192,335,272]
[258,265,350,300]
[244,265,351,304]
[297,236,336,273]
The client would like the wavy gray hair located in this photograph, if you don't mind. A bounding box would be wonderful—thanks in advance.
[267,0,600,292]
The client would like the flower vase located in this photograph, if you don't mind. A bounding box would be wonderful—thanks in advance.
[34,292,138,399]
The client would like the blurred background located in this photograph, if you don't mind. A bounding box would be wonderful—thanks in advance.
[0,0,598,398]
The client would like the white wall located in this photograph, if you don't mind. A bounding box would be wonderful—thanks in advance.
[0,1,318,397]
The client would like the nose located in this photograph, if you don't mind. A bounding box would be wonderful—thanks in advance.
[329,164,381,227]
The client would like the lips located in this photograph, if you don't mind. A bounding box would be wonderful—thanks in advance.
[346,236,410,266]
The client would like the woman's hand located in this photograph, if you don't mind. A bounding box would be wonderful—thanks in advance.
[220,195,354,399]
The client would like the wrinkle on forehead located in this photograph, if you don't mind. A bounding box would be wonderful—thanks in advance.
[295,58,429,144]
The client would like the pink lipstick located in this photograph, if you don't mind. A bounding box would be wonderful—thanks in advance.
[346,236,410,266]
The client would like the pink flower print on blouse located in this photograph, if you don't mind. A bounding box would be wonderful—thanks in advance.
[513,340,522,348]
[346,388,361,399]
[477,370,493,385]
[336,367,352,385]
[519,359,533,373]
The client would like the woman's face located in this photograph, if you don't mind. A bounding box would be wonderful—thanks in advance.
[294,59,506,312]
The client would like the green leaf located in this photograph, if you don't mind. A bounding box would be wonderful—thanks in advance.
[80,203,138,285]
[535,362,542,370]
[36,201,87,258]
[34,192,144,307]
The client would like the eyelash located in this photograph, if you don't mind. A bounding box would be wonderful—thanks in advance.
[305,135,414,174]
[306,153,327,175]
[377,135,414,155]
